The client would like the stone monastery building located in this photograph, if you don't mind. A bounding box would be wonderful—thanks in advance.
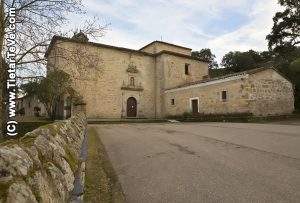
[46,34,294,119]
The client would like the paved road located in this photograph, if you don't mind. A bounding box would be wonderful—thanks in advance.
[91,122,300,203]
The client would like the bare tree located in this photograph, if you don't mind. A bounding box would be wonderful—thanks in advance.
[0,0,107,136]
[1,0,107,74]
[47,38,105,81]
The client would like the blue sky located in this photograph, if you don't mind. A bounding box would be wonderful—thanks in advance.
[69,0,282,64]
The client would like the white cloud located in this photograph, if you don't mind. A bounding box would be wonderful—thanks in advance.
[79,0,282,64]
[207,0,282,63]
[99,27,145,49]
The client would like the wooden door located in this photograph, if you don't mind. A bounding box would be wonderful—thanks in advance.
[127,97,137,117]
[191,99,198,114]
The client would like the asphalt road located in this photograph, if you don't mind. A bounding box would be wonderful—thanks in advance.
[91,122,300,203]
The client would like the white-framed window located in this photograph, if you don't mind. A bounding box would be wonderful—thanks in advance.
[189,97,199,113]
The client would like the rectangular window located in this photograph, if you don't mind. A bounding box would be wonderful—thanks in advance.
[171,99,175,105]
[185,63,190,75]
[221,91,227,101]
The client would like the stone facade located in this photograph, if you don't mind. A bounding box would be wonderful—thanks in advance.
[16,95,47,117]
[247,69,294,115]
[45,36,294,119]
[164,69,294,116]
[46,36,208,119]
[0,114,87,203]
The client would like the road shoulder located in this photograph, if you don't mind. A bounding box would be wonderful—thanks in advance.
[84,126,125,203]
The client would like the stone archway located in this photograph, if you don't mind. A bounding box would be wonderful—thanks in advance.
[127,97,137,117]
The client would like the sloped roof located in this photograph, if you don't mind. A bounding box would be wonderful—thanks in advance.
[45,36,208,62]
[45,35,153,57]
[165,67,292,91]
[139,40,192,51]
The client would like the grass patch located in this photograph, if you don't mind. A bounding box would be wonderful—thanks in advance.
[64,147,78,173]
[167,113,300,123]
[0,180,11,202]
[84,127,125,203]
[88,118,166,124]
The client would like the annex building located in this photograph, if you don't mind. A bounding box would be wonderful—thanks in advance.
[45,33,295,119]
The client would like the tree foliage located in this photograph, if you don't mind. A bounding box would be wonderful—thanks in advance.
[0,0,106,132]
[21,69,81,119]
[221,51,255,73]
[266,0,300,53]
[192,48,218,69]
[290,57,300,73]
[219,49,272,72]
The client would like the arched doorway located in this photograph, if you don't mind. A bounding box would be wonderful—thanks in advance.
[127,97,137,117]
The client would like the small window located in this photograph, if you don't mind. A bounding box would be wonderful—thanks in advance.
[171,99,175,105]
[185,64,190,75]
[28,101,31,108]
[221,91,227,101]
[130,77,135,86]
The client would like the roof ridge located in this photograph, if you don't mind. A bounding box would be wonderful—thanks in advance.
[154,50,208,62]
[45,36,205,64]
[139,40,192,51]
[45,35,152,57]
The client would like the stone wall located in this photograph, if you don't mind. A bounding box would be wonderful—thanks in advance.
[153,54,209,118]
[0,114,87,203]
[47,39,209,119]
[72,103,87,117]
[163,69,294,117]
[0,81,3,137]
[247,69,294,116]
[164,77,250,117]
[47,38,294,119]
[161,53,209,90]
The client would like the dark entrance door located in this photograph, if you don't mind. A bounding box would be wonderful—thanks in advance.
[191,99,199,114]
[127,97,137,117]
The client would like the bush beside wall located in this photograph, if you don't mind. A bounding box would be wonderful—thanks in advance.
[166,112,299,122]
[0,114,87,203]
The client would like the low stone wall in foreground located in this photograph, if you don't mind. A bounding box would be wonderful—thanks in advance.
[0,114,87,203]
